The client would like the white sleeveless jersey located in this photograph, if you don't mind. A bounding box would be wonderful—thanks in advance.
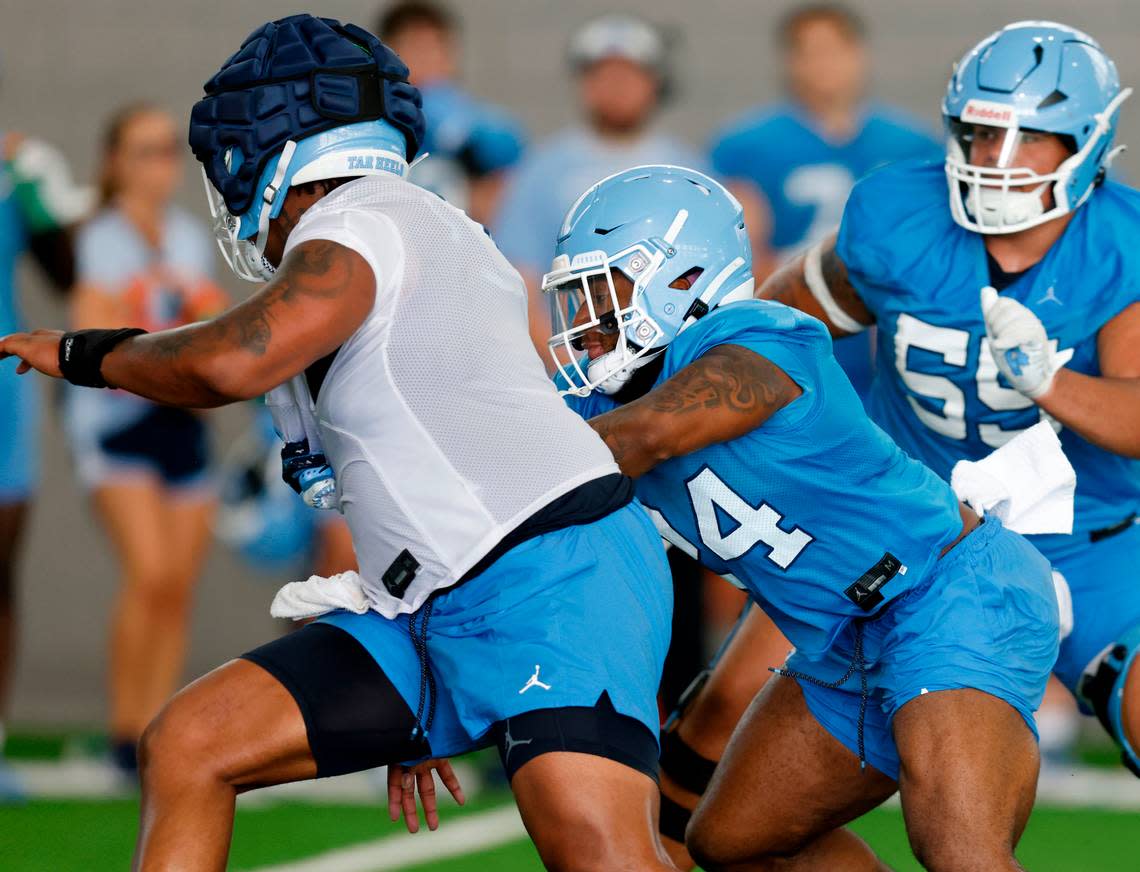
[277,175,620,618]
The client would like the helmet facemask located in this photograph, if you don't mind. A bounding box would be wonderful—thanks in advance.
[945,89,1131,235]
[544,243,666,397]
[202,141,298,283]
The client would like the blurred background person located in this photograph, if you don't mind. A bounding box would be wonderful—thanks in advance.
[710,2,940,397]
[64,104,226,778]
[378,0,526,226]
[0,124,88,796]
[494,12,710,356]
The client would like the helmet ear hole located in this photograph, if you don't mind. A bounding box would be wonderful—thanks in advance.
[668,267,704,290]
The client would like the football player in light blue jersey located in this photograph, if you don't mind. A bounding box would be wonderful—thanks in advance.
[377,2,525,225]
[710,3,941,398]
[546,164,1058,870]
[759,21,1140,781]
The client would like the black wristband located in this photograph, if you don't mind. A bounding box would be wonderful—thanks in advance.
[58,328,148,388]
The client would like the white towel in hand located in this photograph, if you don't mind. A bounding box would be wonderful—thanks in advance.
[271,571,370,620]
[949,421,1075,535]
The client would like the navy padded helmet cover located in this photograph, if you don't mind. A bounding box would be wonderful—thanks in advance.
[189,14,424,216]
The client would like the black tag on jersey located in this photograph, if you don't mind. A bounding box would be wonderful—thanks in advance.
[844,552,902,613]
[382,549,420,598]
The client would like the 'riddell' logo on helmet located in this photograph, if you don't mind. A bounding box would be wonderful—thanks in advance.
[961,99,1018,128]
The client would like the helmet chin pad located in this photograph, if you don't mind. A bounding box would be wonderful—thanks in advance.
[589,345,653,395]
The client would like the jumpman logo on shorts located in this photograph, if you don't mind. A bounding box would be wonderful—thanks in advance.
[518,664,552,694]
[502,720,532,764]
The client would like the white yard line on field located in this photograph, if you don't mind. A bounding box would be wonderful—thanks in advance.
[241,804,528,872]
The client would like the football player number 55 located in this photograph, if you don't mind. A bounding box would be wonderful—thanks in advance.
[894,313,1071,448]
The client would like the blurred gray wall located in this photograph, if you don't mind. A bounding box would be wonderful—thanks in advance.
[5,0,1140,725]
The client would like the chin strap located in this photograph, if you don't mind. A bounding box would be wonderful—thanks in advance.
[253,140,298,255]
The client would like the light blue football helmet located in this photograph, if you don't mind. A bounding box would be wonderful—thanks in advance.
[943,21,1131,234]
[544,164,753,396]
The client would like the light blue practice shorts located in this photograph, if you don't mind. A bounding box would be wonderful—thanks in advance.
[786,518,1059,780]
[1032,520,1140,705]
[320,500,673,760]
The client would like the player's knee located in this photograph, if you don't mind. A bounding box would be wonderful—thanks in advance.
[138,695,221,788]
[693,671,757,737]
[687,801,803,869]
[531,805,652,872]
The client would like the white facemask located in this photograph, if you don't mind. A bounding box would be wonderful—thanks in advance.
[964,182,1048,231]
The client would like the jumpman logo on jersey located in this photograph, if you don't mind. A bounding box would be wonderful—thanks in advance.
[1037,286,1063,306]
[502,720,532,764]
[518,665,552,694]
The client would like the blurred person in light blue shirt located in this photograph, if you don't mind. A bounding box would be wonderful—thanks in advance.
[710,3,941,397]
[377,1,526,227]
[0,125,87,792]
[494,13,717,354]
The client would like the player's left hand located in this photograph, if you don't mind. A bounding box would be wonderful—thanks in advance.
[980,286,1056,399]
[0,330,64,378]
[386,757,466,833]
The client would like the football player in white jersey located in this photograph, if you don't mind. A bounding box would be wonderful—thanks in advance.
[0,16,676,871]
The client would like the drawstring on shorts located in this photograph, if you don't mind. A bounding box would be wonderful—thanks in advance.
[408,599,437,743]
[771,622,870,771]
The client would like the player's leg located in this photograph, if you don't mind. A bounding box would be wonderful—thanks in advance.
[412,500,678,871]
[660,604,790,869]
[501,702,676,871]
[686,673,896,871]
[892,689,1037,872]
[882,519,1058,871]
[135,620,430,871]
[1056,522,1140,776]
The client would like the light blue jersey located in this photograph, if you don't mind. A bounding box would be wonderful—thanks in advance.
[566,300,963,660]
[493,127,706,277]
[710,104,940,397]
[410,81,525,207]
[0,157,36,501]
[839,159,1140,697]
[563,300,1057,773]
[710,103,941,255]
[839,160,1140,543]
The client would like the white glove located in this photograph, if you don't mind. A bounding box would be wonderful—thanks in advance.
[980,286,1057,399]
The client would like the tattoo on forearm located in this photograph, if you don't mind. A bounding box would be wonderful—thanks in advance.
[647,345,795,417]
[588,345,801,476]
[146,240,354,361]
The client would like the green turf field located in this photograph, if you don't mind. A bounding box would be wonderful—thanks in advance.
[2,794,1139,870]
[3,732,1138,871]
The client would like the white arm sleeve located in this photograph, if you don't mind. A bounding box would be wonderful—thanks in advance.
[803,239,867,335]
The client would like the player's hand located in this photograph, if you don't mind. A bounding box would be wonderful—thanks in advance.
[0,330,64,378]
[386,757,466,833]
[980,286,1056,399]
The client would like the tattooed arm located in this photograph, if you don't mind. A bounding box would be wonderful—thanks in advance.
[588,345,803,478]
[0,240,374,407]
[756,231,874,337]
